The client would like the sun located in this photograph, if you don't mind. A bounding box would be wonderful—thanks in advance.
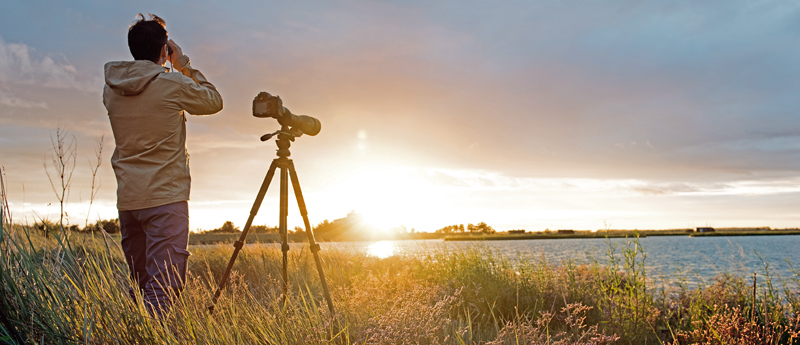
[315,164,445,231]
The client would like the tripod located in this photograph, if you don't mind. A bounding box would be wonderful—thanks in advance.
[208,127,334,315]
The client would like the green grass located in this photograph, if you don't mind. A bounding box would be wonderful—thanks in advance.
[2,223,800,344]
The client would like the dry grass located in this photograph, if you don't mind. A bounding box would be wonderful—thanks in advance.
[2,221,800,344]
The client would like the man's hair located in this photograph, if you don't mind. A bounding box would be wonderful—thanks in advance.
[128,13,168,63]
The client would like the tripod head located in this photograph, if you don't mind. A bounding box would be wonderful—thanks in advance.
[260,125,298,158]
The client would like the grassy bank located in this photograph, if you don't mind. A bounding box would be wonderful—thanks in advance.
[2,224,800,344]
[445,229,800,241]
[444,233,647,241]
[690,230,800,237]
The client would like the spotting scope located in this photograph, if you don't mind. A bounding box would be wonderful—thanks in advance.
[252,92,321,136]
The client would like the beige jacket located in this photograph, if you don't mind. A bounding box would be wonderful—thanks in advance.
[103,55,223,211]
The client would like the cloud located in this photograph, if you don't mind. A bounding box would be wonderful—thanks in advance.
[628,178,800,196]
[419,167,800,198]
[0,89,48,109]
[0,35,99,92]
[630,183,708,196]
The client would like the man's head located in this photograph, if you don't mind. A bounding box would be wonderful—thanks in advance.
[128,14,168,63]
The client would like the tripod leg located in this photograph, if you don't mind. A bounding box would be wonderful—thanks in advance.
[279,161,290,299]
[288,160,335,315]
[208,159,279,314]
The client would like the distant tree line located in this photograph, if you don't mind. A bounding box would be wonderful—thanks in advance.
[196,219,499,238]
[311,219,367,239]
[435,222,495,234]
[198,221,282,234]
[435,224,465,234]
[34,218,120,235]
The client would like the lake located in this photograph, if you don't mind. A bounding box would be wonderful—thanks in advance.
[242,235,800,287]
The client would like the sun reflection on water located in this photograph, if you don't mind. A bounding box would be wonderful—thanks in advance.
[367,241,395,258]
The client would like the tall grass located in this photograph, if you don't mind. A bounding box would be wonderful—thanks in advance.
[2,216,800,344]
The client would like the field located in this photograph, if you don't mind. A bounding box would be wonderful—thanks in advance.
[3,223,800,344]
[186,231,443,245]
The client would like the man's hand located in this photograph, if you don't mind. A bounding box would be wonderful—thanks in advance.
[167,39,184,65]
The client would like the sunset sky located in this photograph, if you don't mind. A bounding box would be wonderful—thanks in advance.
[2,1,800,232]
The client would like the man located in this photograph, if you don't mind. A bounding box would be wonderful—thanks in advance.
[103,13,223,317]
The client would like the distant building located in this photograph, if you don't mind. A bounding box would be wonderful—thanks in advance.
[508,230,525,234]
[332,211,363,227]
[695,227,715,233]
[557,229,575,234]
[317,211,376,240]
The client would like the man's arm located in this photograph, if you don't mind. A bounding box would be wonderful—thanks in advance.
[168,39,223,115]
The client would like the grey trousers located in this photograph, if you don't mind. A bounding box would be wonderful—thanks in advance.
[119,201,191,318]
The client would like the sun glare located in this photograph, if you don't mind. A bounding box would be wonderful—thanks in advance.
[367,241,395,258]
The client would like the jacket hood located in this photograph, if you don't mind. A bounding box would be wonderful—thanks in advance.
[104,61,168,96]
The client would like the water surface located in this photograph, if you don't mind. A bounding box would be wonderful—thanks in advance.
[214,235,800,286]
